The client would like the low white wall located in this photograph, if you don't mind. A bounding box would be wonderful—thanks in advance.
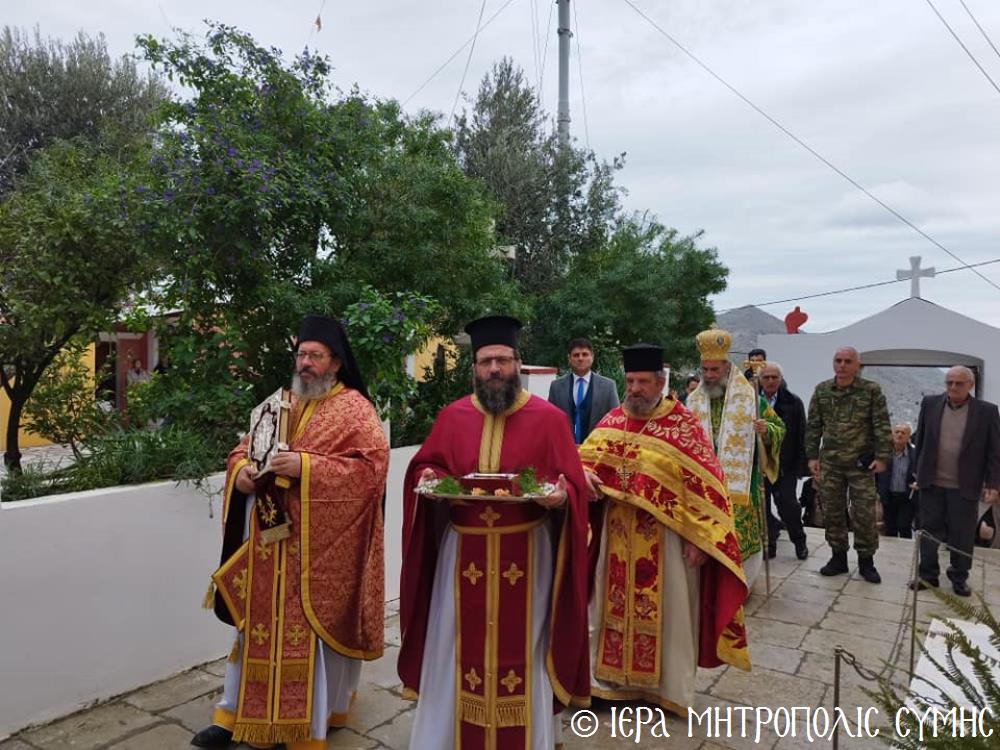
[0,444,416,739]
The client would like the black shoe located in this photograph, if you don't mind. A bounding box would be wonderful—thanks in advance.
[767,543,777,559]
[794,540,809,560]
[953,580,972,597]
[858,556,881,584]
[909,578,939,591]
[191,725,234,749]
[820,550,848,576]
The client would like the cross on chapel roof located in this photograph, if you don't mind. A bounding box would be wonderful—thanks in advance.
[896,256,935,298]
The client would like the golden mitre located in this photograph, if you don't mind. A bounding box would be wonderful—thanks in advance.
[696,328,732,361]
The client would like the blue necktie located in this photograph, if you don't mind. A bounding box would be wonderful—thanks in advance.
[574,377,585,444]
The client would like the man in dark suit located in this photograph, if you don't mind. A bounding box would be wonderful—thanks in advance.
[548,338,620,444]
[876,423,918,538]
[911,366,1000,596]
[759,362,809,559]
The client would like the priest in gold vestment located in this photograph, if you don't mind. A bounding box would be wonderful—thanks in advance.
[194,315,388,750]
[685,329,784,585]
[580,344,750,714]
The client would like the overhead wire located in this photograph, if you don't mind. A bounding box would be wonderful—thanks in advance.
[538,0,555,107]
[449,0,490,125]
[530,0,542,94]
[923,0,1000,96]
[717,258,1000,312]
[957,0,1000,62]
[403,0,520,107]
[572,0,591,149]
[303,0,328,50]
[618,0,1000,293]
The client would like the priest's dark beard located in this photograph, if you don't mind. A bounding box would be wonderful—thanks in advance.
[474,371,521,415]
[292,371,337,400]
[625,393,661,416]
[703,382,726,400]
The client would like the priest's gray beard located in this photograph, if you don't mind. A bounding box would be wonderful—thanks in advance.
[292,371,337,400]
[474,371,521,415]
[625,393,661,417]
[703,382,726,400]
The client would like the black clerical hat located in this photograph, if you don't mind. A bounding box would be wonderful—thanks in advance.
[623,343,664,373]
[464,315,523,353]
[296,314,371,402]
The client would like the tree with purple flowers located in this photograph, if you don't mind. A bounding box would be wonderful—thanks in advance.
[131,24,510,444]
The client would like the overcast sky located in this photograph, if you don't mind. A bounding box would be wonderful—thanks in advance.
[12,0,1000,332]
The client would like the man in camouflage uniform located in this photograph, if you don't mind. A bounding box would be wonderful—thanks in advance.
[805,346,892,583]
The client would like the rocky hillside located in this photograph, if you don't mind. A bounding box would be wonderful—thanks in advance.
[716,306,942,428]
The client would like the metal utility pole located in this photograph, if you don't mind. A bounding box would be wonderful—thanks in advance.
[557,0,572,145]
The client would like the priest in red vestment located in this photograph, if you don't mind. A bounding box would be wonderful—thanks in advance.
[399,315,591,749]
[194,315,388,750]
[579,344,750,715]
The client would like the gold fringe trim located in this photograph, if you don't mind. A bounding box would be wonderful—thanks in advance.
[246,662,271,682]
[497,702,528,727]
[459,696,528,728]
[460,695,487,727]
[227,640,241,663]
[232,722,312,746]
[281,663,310,682]
[202,580,217,609]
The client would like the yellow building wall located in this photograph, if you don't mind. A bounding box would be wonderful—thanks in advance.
[413,336,457,381]
[0,345,96,451]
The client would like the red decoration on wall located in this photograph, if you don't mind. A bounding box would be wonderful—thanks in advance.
[785,306,808,334]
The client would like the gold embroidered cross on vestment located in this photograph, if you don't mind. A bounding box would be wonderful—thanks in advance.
[479,505,500,527]
[502,563,524,586]
[251,623,270,646]
[500,670,523,693]
[462,562,484,585]
[465,668,483,691]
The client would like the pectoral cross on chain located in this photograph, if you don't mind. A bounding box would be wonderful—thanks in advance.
[616,462,634,487]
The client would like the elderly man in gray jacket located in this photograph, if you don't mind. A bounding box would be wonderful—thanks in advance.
[548,338,620,444]
[912,366,1000,597]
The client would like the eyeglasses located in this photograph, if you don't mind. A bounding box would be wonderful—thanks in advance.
[945,380,971,386]
[475,356,517,368]
[293,351,329,363]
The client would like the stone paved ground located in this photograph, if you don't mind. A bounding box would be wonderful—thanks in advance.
[0,443,77,484]
[4,528,999,750]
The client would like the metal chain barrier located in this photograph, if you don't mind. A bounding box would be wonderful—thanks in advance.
[827,528,1000,747]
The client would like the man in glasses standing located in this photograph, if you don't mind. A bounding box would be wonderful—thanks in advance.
[911,366,1000,596]
[399,315,591,749]
[194,314,388,750]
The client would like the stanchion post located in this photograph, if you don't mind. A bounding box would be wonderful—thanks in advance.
[909,530,920,677]
[982,554,987,599]
[833,646,843,750]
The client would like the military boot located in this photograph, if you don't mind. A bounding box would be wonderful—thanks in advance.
[820,549,848,576]
[858,555,881,584]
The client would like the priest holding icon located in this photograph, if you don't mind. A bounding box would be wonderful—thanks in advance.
[193,314,388,750]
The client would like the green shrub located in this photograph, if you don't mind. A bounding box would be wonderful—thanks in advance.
[0,424,225,501]
[389,346,473,448]
[22,339,120,458]
[868,589,1000,748]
